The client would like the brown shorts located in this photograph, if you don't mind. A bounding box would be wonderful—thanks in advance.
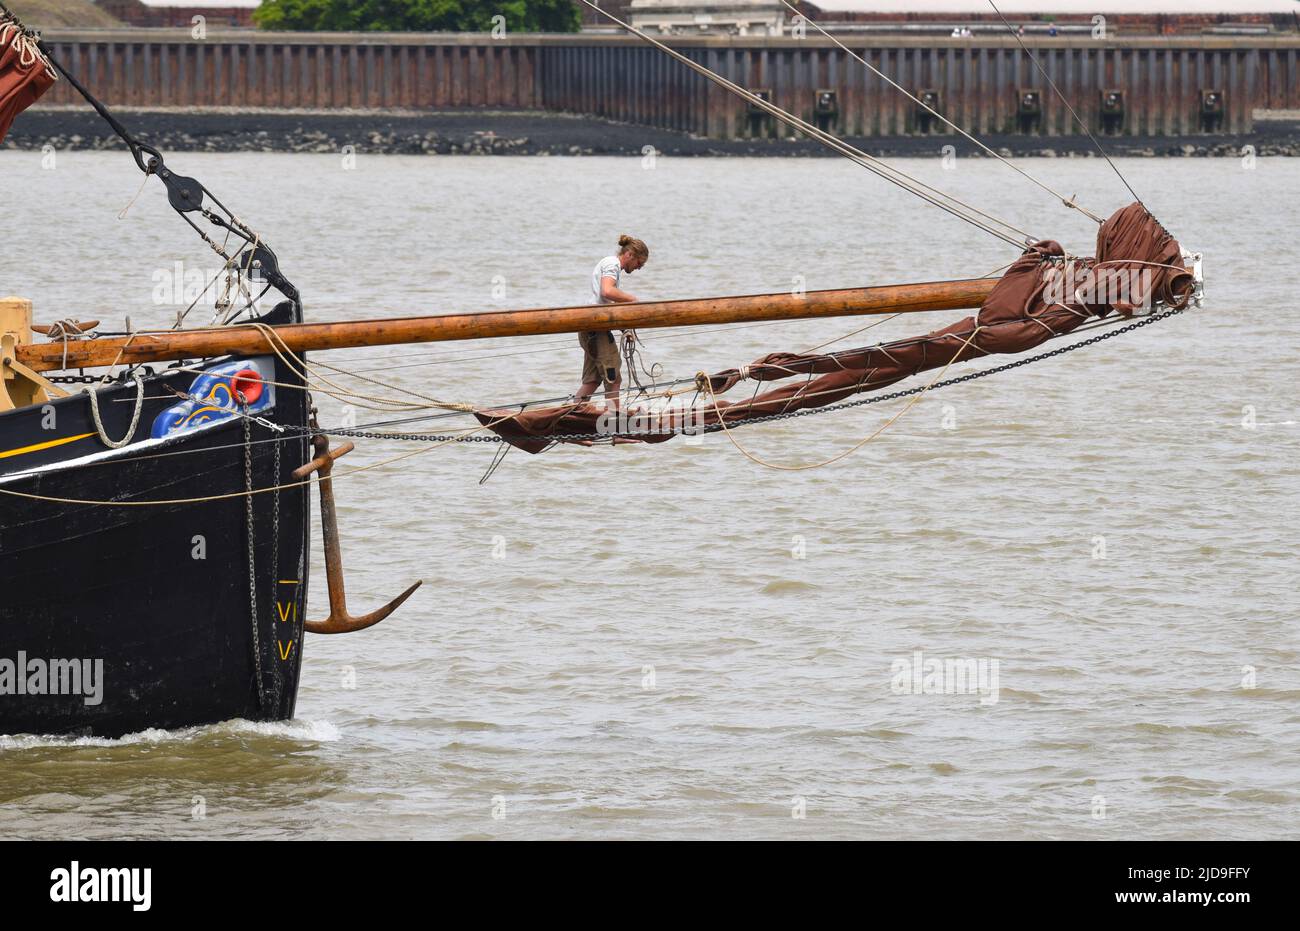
[579,330,622,388]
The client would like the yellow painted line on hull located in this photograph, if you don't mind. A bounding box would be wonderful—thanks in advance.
[0,432,97,460]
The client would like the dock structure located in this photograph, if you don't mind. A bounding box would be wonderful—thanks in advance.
[33,29,1300,138]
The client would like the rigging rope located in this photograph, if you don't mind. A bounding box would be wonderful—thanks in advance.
[986,0,1146,208]
[85,370,145,449]
[153,304,1156,431]
[301,311,1177,434]
[0,416,503,507]
[310,307,1186,447]
[0,306,1186,503]
[621,330,663,398]
[246,322,475,414]
[30,32,300,306]
[797,313,901,356]
[577,0,1036,250]
[700,325,982,470]
[197,311,1031,420]
[777,0,1105,224]
[298,310,920,377]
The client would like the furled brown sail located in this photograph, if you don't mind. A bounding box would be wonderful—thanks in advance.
[0,12,56,145]
[478,204,1194,454]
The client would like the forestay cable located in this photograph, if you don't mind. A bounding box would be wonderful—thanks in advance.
[987,0,1146,208]
[577,0,1035,250]
[776,0,1105,223]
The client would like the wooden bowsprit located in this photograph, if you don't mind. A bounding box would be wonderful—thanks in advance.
[15,279,1000,373]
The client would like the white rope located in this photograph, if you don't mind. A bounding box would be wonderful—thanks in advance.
[1,15,58,81]
[116,170,152,220]
[85,371,146,449]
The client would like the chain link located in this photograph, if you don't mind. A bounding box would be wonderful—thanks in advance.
[268,433,281,703]
[296,306,1185,445]
[48,366,157,384]
[45,308,1179,445]
[242,402,266,711]
[708,305,1186,432]
[47,374,103,385]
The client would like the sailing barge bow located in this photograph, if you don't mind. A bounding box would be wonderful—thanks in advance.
[0,2,1203,737]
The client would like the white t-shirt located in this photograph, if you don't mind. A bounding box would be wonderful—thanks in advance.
[591,255,621,305]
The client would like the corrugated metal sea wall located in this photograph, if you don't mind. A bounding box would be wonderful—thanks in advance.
[534,36,1299,137]
[36,30,1300,138]
[38,32,544,110]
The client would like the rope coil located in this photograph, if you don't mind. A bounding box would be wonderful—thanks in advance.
[85,370,145,449]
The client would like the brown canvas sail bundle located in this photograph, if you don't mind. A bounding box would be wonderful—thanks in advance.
[0,9,56,145]
[4,12,1197,471]
[478,204,1195,454]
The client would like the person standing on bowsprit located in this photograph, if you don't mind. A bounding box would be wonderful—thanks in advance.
[576,235,649,413]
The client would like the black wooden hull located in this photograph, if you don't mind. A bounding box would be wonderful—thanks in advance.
[0,324,313,737]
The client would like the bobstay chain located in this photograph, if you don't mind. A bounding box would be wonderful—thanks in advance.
[307,304,1189,446]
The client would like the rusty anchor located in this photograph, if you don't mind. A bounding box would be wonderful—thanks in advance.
[292,433,422,634]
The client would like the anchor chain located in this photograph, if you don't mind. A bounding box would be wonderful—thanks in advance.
[242,401,267,711]
[48,374,106,384]
[48,364,157,385]
[301,305,1187,444]
[267,434,282,704]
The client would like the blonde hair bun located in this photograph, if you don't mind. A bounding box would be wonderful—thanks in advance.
[617,235,649,259]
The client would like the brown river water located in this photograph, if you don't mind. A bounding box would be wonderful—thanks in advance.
[0,150,1296,839]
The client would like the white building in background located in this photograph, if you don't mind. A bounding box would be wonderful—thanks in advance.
[628,0,790,37]
[806,0,1300,12]
[616,1,1300,37]
[97,0,262,28]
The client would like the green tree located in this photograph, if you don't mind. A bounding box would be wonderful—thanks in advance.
[254,0,581,33]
